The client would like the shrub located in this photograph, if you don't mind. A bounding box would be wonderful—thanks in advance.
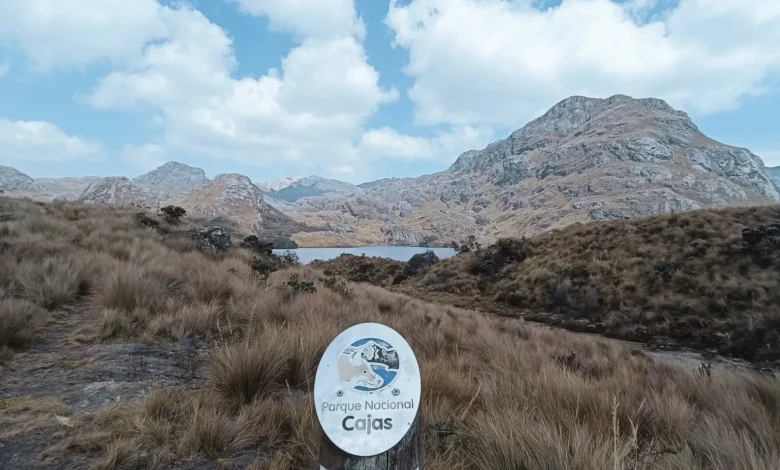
[158,205,187,225]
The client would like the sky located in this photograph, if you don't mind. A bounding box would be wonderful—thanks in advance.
[0,0,779,185]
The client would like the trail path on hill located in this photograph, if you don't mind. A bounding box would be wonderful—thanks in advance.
[0,304,208,469]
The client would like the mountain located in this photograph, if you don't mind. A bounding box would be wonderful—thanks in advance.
[768,166,780,189]
[283,95,780,247]
[266,176,363,203]
[257,177,302,193]
[78,177,161,209]
[134,161,209,196]
[171,173,267,234]
[0,165,52,200]
[35,177,103,201]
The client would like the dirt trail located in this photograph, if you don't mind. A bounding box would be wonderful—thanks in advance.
[0,305,208,469]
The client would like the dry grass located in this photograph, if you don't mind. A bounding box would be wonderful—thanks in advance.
[381,206,780,362]
[311,253,405,286]
[2,196,780,469]
[0,298,47,351]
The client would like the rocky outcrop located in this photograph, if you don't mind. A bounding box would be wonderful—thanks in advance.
[385,227,425,246]
[402,251,440,277]
[171,174,265,234]
[179,227,234,252]
[134,161,209,196]
[78,177,161,209]
[0,166,52,200]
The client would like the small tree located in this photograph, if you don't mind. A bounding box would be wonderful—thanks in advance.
[159,205,187,224]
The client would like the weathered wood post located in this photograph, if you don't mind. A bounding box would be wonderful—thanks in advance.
[314,323,423,470]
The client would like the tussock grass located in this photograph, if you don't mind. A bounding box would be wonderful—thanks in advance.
[363,206,780,361]
[0,298,47,351]
[2,196,780,469]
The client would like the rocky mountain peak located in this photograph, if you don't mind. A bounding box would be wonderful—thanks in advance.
[0,165,52,198]
[172,173,265,234]
[78,177,161,209]
[133,161,209,196]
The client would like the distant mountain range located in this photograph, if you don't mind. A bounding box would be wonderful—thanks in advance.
[2,94,779,247]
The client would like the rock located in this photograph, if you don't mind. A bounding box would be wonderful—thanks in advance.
[402,251,440,277]
[134,161,209,197]
[239,235,273,254]
[386,227,425,246]
[181,227,234,252]
[0,165,52,200]
[78,177,161,209]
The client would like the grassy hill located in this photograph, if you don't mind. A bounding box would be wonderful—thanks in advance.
[313,206,780,363]
[1,197,779,469]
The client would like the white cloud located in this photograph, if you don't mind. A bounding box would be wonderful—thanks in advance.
[757,150,780,167]
[0,62,9,76]
[122,143,167,171]
[227,0,365,39]
[81,3,398,174]
[0,0,166,71]
[0,119,104,162]
[387,0,780,128]
[359,126,495,162]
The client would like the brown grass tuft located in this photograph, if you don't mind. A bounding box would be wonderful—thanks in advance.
[0,298,47,350]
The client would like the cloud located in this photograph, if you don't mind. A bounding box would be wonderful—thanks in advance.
[0,119,104,162]
[0,62,9,76]
[122,143,167,171]
[227,0,365,39]
[81,3,398,174]
[387,0,780,128]
[0,0,166,71]
[359,126,495,162]
[757,150,780,167]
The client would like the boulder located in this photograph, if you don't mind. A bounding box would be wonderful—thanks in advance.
[183,227,234,252]
[402,251,440,277]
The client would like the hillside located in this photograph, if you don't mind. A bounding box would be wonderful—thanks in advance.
[35,177,102,201]
[0,165,52,200]
[373,206,779,362]
[281,95,779,247]
[769,166,780,189]
[1,197,779,469]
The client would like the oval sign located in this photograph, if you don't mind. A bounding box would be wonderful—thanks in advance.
[314,322,421,457]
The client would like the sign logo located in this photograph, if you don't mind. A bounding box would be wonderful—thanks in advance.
[338,338,399,392]
[314,323,421,457]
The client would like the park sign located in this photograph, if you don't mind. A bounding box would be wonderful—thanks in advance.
[314,323,421,457]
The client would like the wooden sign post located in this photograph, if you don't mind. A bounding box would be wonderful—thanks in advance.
[314,323,423,470]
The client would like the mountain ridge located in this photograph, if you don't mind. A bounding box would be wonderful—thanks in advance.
[2,94,778,247]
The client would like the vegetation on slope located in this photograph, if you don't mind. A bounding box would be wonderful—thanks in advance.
[1,197,779,469]
[396,206,780,362]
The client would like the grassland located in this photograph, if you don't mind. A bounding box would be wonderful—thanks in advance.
[315,207,780,363]
[1,197,779,469]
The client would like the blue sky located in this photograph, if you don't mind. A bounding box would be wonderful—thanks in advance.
[0,0,779,185]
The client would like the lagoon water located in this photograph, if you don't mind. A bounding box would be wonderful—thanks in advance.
[272,246,457,264]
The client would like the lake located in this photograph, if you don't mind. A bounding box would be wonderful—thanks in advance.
[272,246,458,264]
